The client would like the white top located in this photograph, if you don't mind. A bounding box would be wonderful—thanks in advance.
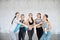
[10,18,20,32]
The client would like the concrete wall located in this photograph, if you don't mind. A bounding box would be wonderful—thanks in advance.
[0,0,60,34]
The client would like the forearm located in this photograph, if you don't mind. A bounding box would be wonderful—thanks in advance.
[14,23,21,33]
[37,22,43,26]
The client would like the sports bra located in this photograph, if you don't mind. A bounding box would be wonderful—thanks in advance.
[42,22,48,28]
[19,20,24,28]
[29,18,34,25]
[20,20,24,23]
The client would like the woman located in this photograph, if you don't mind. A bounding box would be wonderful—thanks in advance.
[18,14,26,40]
[40,14,51,40]
[27,13,34,40]
[35,13,43,40]
[10,12,20,40]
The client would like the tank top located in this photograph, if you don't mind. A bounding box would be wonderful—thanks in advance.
[42,22,48,28]
[10,18,19,32]
[19,20,24,28]
[29,18,34,25]
[42,22,50,34]
[35,18,41,24]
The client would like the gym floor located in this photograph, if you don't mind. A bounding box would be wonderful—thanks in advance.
[0,33,60,40]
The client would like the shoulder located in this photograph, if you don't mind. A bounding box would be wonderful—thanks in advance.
[27,19,29,21]
[47,21,51,26]
[47,21,51,24]
[41,19,43,22]
[35,18,37,20]
[35,18,38,21]
[34,18,36,20]
[40,19,42,21]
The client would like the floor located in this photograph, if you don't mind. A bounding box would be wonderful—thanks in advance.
[0,33,60,40]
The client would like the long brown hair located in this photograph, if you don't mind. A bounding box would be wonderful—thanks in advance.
[37,13,41,18]
[29,13,33,20]
[29,13,34,23]
[11,12,19,24]
[45,14,48,21]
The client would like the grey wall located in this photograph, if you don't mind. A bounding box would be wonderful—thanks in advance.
[0,0,60,34]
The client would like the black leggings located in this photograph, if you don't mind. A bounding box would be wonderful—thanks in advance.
[36,27,43,40]
[28,28,34,40]
[18,27,26,40]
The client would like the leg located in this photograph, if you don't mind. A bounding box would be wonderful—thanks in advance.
[18,32,22,40]
[46,32,51,40]
[21,31,26,40]
[31,29,34,40]
[36,27,43,40]
[36,28,40,40]
[28,29,34,40]
[39,27,43,40]
[28,30,32,40]
[40,33,46,40]
[10,32,16,40]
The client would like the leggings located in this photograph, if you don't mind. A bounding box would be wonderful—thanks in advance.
[28,28,34,40]
[10,32,16,40]
[18,27,26,40]
[40,31,51,40]
[36,27,43,40]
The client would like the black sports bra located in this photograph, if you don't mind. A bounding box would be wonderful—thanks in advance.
[19,20,24,28]
[29,18,34,25]
[20,20,24,23]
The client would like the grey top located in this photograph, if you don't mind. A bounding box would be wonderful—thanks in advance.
[35,18,41,24]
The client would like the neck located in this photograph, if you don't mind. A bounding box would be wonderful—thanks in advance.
[44,20,47,22]
[43,19,46,22]
[21,18,24,20]
[29,17,32,19]
[16,16,18,19]
[37,17,41,19]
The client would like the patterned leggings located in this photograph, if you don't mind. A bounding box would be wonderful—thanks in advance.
[40,31,51,40]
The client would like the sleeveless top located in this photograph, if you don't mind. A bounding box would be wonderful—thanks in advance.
[19,20,26,32]
[29,18,34,25]
[35,18,41,24]
[19,20,24,28]
[42,22,48,29]
[10,18,19,32]
[42,22,51,34]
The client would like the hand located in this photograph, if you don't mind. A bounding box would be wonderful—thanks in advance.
[45,28,48,34]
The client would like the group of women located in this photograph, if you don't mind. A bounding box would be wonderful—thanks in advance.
[10,12,51,40]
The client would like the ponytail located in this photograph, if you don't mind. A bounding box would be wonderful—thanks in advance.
[11,16,16,24]
[45,14,48,21]
[11,12,19,24]
[46,18,48,21]
[37,13,41,18]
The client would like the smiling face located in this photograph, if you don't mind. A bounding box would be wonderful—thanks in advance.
[21,14,25,20]
[29,13,33,18]
[16,13,19,18]
[37,13,41,18]
[15,12,20,18]
[43,14,48,21]
[43,15,46,20]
